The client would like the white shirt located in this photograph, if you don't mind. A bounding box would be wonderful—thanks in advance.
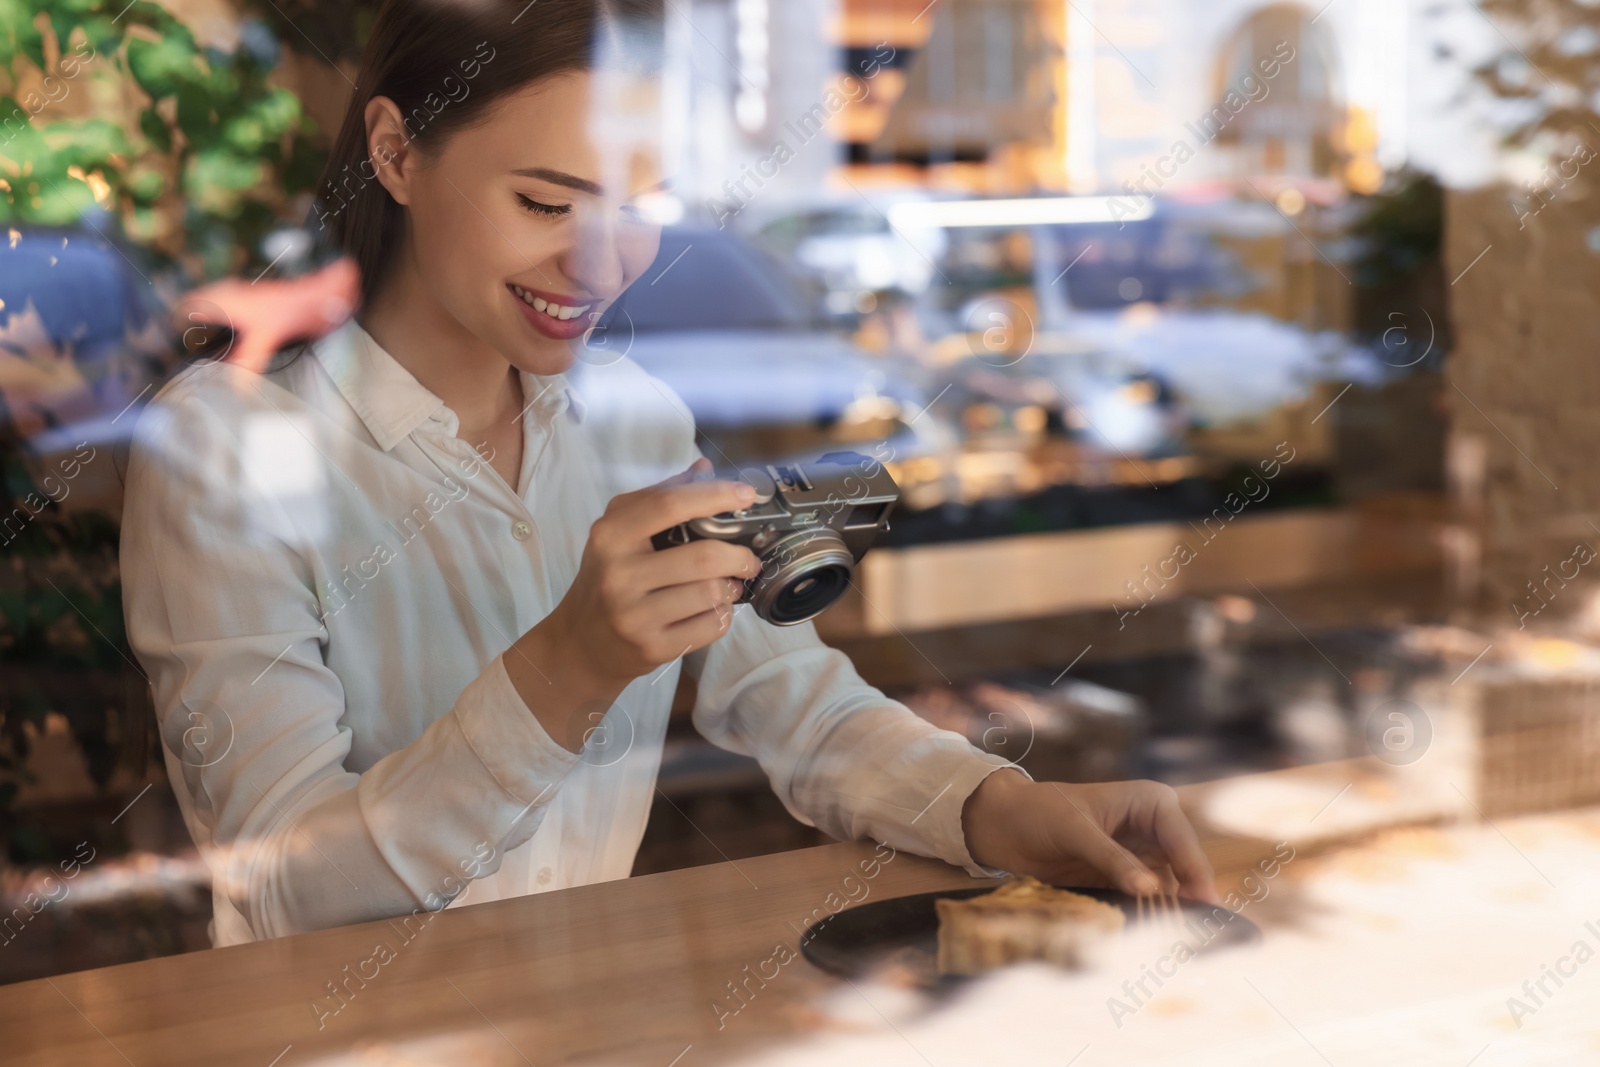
[120,318,1012,947]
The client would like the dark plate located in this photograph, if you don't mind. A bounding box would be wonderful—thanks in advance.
[800,885,1261,987]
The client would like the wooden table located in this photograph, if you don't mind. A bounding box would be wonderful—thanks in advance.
[1,755,1414,1067]
[0,842,992,1067]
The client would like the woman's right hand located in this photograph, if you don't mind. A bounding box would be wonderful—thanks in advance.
[505,458,762,750]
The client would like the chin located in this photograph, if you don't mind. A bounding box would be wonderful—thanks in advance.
[509,338,580,377]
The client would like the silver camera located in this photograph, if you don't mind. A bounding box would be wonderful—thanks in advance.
[652,451,900,626]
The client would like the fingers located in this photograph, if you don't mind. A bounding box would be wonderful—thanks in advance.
[654,457,712,488]
[602,580,739,666]
[603,479,756,549]
[1125,856,1180,897]
[661,600,738,651]
[626,539,759,593]
[1057,782,1190,899]
[1087,832,1162,898]
[639,576,744,629]
[1149,789,1220,905]
[1053,786,1162,896]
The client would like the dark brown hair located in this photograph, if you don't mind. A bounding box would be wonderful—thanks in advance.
[313,0,663,306]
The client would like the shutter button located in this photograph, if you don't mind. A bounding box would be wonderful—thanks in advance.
[512,520,533,542]
[738,467,777,506]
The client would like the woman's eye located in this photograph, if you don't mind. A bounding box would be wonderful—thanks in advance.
[516,194,571,217]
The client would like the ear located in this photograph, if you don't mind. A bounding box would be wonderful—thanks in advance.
[365,96,417,206]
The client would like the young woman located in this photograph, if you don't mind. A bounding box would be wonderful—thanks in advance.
[122,0,1215,948]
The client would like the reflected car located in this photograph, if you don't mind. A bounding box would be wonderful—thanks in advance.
[742,192,947,325]
[914,198,1380,459]
[0,227,168,515]
[593,226,936,464]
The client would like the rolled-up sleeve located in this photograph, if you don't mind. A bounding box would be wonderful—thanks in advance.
[121,378,580,942]
[686,607,1020,877]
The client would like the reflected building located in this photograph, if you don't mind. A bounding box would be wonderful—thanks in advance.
[666,0,1483,204]
[1061,0,1409,199]
[1204,4,1349,188]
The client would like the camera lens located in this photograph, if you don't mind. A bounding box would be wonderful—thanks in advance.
[749,530,855,626]
[770,564,850,625]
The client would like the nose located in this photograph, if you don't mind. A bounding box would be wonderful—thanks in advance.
[562,209,626,299]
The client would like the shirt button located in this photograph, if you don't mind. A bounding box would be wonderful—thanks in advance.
[536,866,553,886]
[512,520,533,542]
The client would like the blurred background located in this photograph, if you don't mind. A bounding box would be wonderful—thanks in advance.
[2,0,1598,984]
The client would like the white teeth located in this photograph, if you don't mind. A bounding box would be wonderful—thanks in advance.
[510,285,592,321]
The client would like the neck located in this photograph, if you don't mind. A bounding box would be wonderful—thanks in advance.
[359,255,520,434]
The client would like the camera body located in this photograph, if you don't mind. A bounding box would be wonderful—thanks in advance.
[651,451,900,626]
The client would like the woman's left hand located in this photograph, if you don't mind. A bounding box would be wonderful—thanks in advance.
[962,769,1220,904]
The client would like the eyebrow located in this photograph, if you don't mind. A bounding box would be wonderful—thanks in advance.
[511,167,604,195]
[510,167,674,198]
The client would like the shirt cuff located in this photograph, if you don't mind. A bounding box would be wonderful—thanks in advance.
[452,653,583,806]
[935,756,1035,878]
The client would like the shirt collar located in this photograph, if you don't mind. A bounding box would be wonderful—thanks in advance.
[520,369,588,427]
[314,318,585,452]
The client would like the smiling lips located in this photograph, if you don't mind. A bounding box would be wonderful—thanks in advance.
[509,283,596,340]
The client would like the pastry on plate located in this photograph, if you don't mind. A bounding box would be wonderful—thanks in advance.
[935,876,1126,975]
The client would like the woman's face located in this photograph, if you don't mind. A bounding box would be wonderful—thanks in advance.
[372,70,665,375]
